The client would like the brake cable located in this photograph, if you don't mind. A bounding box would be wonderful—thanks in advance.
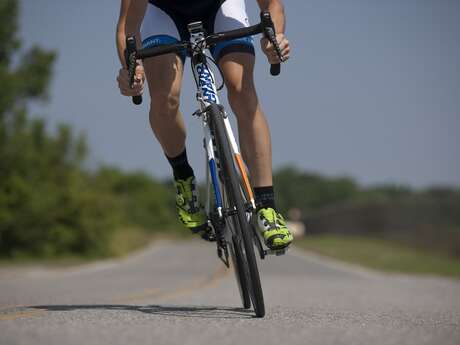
[189,39,226,92]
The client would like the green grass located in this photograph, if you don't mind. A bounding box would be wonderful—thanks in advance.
[108,226,191,257]
[297,235,460,278]
[108,227,155,257]
[0,227,190,267]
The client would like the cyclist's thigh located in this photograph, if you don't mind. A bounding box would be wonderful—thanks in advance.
[219,52,255,94]
[144,55,184,102]
[141,3,184,99]
[212,0,255,63]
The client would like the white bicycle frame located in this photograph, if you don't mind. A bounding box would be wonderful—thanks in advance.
[188,23,256,222]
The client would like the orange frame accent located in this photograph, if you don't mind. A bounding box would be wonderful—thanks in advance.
[234,153,255,203]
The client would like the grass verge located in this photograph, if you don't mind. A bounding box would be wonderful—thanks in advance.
[0,227,190,268]
[296,234,460,278]
[108,226,191,257]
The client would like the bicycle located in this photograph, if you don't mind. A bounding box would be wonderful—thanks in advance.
[125,11,286,318]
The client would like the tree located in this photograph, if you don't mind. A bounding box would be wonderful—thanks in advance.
[0,0,117,257]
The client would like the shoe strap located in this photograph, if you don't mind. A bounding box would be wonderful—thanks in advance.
[176,179,200,212]
[260,208,285,230]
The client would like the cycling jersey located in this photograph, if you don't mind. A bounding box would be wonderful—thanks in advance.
[141,0,255,62]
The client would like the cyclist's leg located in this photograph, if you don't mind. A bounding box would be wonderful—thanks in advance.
[144,55,185,158]
[212,0,272,188]
[213,0,293,249]
[141,3,207,232]
[220,55,293,249]
[141,3,186,158]
[220,54,273,188]
[220,54,293,248]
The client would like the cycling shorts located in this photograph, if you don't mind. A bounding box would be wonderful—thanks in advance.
[141,0,255,63]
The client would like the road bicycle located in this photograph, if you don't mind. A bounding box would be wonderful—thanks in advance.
[125,11,286,318]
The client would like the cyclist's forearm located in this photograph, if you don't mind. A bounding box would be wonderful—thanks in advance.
[125,0,148,47]
[116,27,127,67]
[116,0,132,67]
[257,0,286,33]
[116,0,147,67]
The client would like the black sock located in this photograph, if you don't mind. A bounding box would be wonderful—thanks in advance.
[254,186,276,210]
[166,149,194,180]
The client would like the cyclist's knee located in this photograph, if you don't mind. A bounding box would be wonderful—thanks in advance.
[227,81,257,115]
[220,53,257,112]
[149,91,180,119]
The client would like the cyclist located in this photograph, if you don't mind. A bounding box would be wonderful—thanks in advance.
[116,0,293,250]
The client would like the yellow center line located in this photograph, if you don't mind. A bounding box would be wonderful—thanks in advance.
[0,310,46,321]
[155,263,230,302]
[1,263,231,321]
[0,304,24,311]
[112,263,231,304]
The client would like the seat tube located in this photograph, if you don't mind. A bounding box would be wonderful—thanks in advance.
[222,115,256,209]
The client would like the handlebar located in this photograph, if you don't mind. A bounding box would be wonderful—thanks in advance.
[125,11,284,105]
[260,11,282,76]
[137,42,189,60]
[125,36,142,105]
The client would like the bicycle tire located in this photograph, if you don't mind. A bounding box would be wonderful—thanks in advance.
[229,235,251,309]
[210,107,251,310]
[209,103,265,317]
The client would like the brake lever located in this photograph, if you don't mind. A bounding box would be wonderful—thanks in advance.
[260,11,283,76]
[125,36,143,105]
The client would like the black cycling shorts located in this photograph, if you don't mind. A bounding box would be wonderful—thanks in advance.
[141,0,255,62]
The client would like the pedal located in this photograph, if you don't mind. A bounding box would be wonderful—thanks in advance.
[201,230,216,242]
[217,244,230,268]
[264,247,289,256]
[193,225,216,242]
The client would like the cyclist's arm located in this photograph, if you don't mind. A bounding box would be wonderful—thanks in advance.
[116,0,145,97]
[256,0,286,33]
[116,0,131,67]
[257,0,289,63]
[125,0,148,47]
[116,0,147,67]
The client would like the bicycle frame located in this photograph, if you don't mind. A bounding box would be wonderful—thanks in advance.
[188,21,286,259]
[125,12,286,317]
[187,22,256,223]
[126,13,287,260]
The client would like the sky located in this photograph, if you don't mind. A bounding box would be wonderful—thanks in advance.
[20,0,460,187]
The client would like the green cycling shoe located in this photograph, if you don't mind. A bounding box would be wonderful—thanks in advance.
[256,208,294,250]
[174,176,213,240]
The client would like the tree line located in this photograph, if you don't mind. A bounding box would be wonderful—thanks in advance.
[274,166,460,257]
[2,0,458,259]
[0,0,179,258]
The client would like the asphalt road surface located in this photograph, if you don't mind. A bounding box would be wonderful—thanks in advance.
[1,240,459,345]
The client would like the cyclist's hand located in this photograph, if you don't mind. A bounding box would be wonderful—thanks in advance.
[117,61,145,96]
[260,33,290,64]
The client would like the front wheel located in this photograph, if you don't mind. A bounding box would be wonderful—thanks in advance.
[209,104,265,317]
[229,235,251,309]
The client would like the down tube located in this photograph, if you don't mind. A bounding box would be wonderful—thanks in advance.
[204,121,223,217]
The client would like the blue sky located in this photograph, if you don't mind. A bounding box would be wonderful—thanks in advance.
[20,0,460,187]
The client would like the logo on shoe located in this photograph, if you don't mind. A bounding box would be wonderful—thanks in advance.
[196,64,217,103]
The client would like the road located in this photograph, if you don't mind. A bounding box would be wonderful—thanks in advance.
[1,240,459,345]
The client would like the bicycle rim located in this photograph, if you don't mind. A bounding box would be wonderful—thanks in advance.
[209,104,265,317]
